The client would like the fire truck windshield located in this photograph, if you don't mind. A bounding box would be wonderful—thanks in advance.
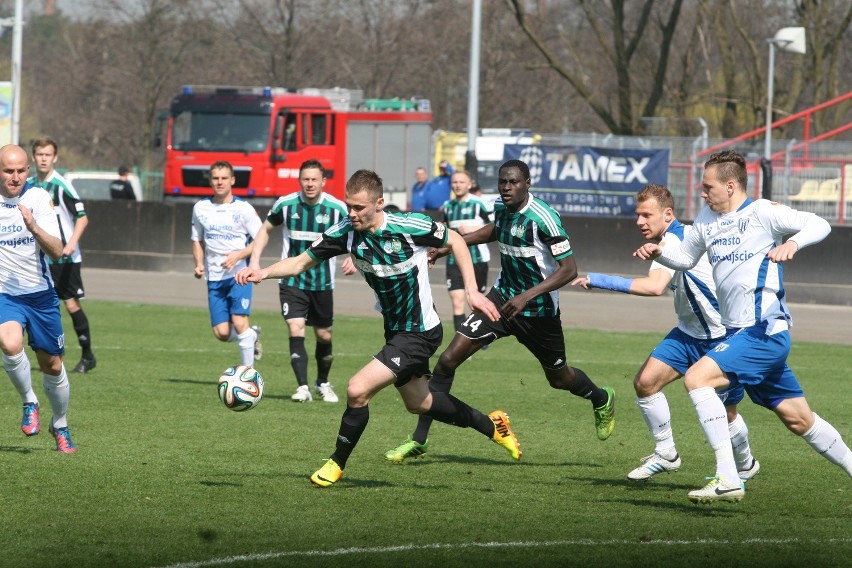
[171,111,271,152]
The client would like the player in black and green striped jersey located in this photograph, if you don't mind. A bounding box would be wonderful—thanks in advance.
[442,169,492,332]
[236,169,523,487]
[384,159,616,464]
[249,160,352,403]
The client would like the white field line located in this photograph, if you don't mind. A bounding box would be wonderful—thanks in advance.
[154,537,852,568]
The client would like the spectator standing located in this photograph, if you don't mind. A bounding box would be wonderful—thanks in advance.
[423,160,454,210]
[409,167,429,211]
[110,166,136,200]
[28,137,97,374]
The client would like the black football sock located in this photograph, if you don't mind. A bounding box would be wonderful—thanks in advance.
[411,372,455,443]
[330,405,369,468]
[315,341,333,386]
[289,337,309,387]
[426,392,494,437]
[70,310,94,359]
[567,367,608,407]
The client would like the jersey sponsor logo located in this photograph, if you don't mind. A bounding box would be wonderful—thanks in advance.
[713,342,730,352]
[391,356,401,367]
[0,223,23,233]
[709,250,755,264]
[710,236,741,246]
[354,257,416,277]
[550,240,570,256]
[291,212,300,219]
[498,242,537,258]
[357,241,369,250]
[382,239,403,254]
[291,230,322,242]
[0,235,36,248]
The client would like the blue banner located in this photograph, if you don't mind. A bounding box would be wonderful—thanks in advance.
[503,145,669,216]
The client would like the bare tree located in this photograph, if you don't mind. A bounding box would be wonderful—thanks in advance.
[505,0,684,135]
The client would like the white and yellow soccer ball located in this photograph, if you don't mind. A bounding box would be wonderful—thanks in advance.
[217,365,264,411]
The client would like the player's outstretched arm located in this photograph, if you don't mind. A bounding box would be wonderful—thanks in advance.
[235,250,319,285]
[572,268,671,296]
[633,243,662,260]
[447,230,500,322]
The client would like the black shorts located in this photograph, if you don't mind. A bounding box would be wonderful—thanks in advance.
[49,262,85,301]
[278,286,334,328]
[457,289,568,370]
[446,262,489,293]
[375,325,443,388]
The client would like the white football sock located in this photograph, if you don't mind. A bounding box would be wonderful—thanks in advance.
[802,413,852,478]
[636,392,677,460]
[3,351,38,404]
[728,413,755,470]
[690,386,738,483]
[43,365,70,429]
[236,327,257,366]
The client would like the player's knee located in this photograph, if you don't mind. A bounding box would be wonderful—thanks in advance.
[436,350,463,373]
[633,374,660,397]
[782,413,812,436]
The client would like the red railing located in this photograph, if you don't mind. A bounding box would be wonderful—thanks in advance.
[686,91,852,223]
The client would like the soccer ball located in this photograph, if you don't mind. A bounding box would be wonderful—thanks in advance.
[217,365,264,411]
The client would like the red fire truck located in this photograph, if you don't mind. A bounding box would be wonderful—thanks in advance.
[162,86,433,210]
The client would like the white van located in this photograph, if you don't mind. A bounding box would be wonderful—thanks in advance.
[63,170,144,201]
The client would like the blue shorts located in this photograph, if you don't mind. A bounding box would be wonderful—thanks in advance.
[704,324,804,409]
[650,327,744,406]
[0,290,65,355]
[207,278,253,327]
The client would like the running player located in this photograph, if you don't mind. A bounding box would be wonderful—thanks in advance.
[191,161,263,366]
[441,169,492,332]
[0,144,76,452]
[236,169,521,488]
[248,159,352,403]
[635,150,852,503]
[28,137,97,374]
[384,159,615,464]
[572,184,759,481]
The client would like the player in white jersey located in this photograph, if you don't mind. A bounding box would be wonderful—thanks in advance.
[635,150,852,503]
[0,144,76,453]
[191,161,263,367]
[573,184,759,481]
[29,137,97,374]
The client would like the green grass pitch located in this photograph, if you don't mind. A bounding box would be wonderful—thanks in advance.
[0,300,849,567]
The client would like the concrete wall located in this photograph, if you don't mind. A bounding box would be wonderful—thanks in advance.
[79,201,852,306]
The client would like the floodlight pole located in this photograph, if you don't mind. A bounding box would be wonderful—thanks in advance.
[11,0,22,145]
[464,0,481,179]
[763,40,782,161]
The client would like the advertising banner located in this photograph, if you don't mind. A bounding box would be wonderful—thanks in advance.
[503,144,669,216]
